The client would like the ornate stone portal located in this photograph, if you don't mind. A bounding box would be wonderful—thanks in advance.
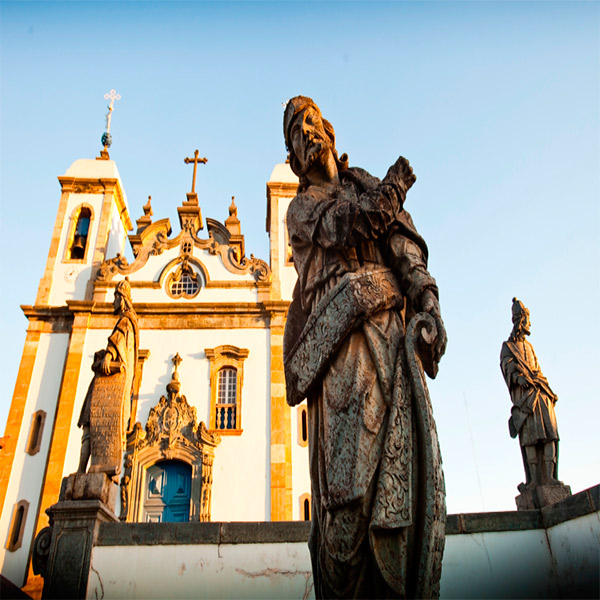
[282,96,447,599]
[120,354,221,522]
[500,298,571,510]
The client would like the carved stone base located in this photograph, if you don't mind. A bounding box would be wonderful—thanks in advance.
[515,484,572,510]
[60,472,118,511]
[33,475,119,599]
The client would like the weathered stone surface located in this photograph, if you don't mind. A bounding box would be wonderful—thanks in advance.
[282,96,447,599]
[33,494,118,599]
[60,472,118,510]
[77,279,139,478]
[516,484,572,511]
[500,298,570,509]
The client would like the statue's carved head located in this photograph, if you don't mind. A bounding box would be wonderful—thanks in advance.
[511,297,531,338]
[114,277,134,314]
[284,95,348,190]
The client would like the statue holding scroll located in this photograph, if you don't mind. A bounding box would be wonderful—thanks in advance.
[77,278,139,477]
[500,298,570,508]
[283,96,447,599]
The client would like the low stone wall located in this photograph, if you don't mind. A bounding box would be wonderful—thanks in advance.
[85,485,598,599]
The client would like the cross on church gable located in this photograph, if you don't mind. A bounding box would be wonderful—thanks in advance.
[184,150,208,194]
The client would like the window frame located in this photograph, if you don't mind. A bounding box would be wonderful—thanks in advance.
[6,499,29,552]
[205,345,249,435]
[26,410,46,456]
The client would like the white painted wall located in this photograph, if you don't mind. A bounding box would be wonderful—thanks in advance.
[105,203,128,261]
[0,333,69,587]
[88,542,314,600]
[85,509,600,600]
[545,512,600,597]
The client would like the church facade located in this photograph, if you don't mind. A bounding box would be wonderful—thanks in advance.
[0,151,308,593]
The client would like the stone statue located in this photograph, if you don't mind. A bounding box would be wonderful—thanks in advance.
[77,278,139,478]
[283,96,447,599]
[500,298,570,509]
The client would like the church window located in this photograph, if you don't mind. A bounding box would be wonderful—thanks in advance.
[299,493,311,521]
[6,500,29,551]
[166,259,201,299]
[205,345,249,434]
[64,205,94,263]
[216,368,237,429]
[26,410,46,456]
[181,241,192,254]
[298,405,308,447]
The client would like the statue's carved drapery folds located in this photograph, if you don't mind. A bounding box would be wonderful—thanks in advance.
[282,96,447,599]
[77,278,139,477]
[500,298,570,509]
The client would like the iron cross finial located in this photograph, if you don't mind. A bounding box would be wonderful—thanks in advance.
[184,149,208,194]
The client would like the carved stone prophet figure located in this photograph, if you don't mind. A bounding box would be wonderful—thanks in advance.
[500,298,563,494]
[77,278,139,477]
[283,96,447,599]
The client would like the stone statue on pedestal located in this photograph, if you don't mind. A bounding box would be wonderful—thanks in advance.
[283,96,447,599]
[500,298,571,509]
[77,278,139,478]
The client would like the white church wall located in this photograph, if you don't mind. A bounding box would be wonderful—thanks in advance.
[0,333,69,587]
[290,406,310,521]
[48,193,103,306]
[105,203,128,261]
[88,541,313,600]
[58,326,272,522]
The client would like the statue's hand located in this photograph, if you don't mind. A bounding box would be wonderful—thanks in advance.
[420,289,447,364]
[384,156,416,193]
[517,375,529,388]
[100,352,113,375]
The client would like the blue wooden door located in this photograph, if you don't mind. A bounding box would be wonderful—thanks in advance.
[144,460,191,522]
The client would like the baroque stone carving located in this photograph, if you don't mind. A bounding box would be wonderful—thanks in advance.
[500,298,571,509]
[93,196,272,291]
[77,279,139,478]
[282,96,447,598]
[120,354,220,522]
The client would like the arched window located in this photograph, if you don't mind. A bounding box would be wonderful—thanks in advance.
[299,493,311,522]
[166,260,201,299]
[298,405,308,447]
[69,207,91,260]
[26,410,46,456]
[205,345,249,434]
[7,500,29,551]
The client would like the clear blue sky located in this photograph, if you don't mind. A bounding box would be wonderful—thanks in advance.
[1,1,598,514]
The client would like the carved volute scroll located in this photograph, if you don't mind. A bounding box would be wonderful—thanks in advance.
[120,354,220,522]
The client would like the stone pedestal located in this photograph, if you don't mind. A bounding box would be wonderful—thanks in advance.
[33,473,118,599]
[516,484,572,510]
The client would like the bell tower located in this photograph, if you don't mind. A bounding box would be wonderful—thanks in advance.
[35,91,132,305]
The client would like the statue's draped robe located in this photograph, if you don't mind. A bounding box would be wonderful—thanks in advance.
[500,338,558,446]
[78,310,139,440]
[285,168,444,599]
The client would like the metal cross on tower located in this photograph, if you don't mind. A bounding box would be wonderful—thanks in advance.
[100,89,121,154]
[184,150,208,194]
